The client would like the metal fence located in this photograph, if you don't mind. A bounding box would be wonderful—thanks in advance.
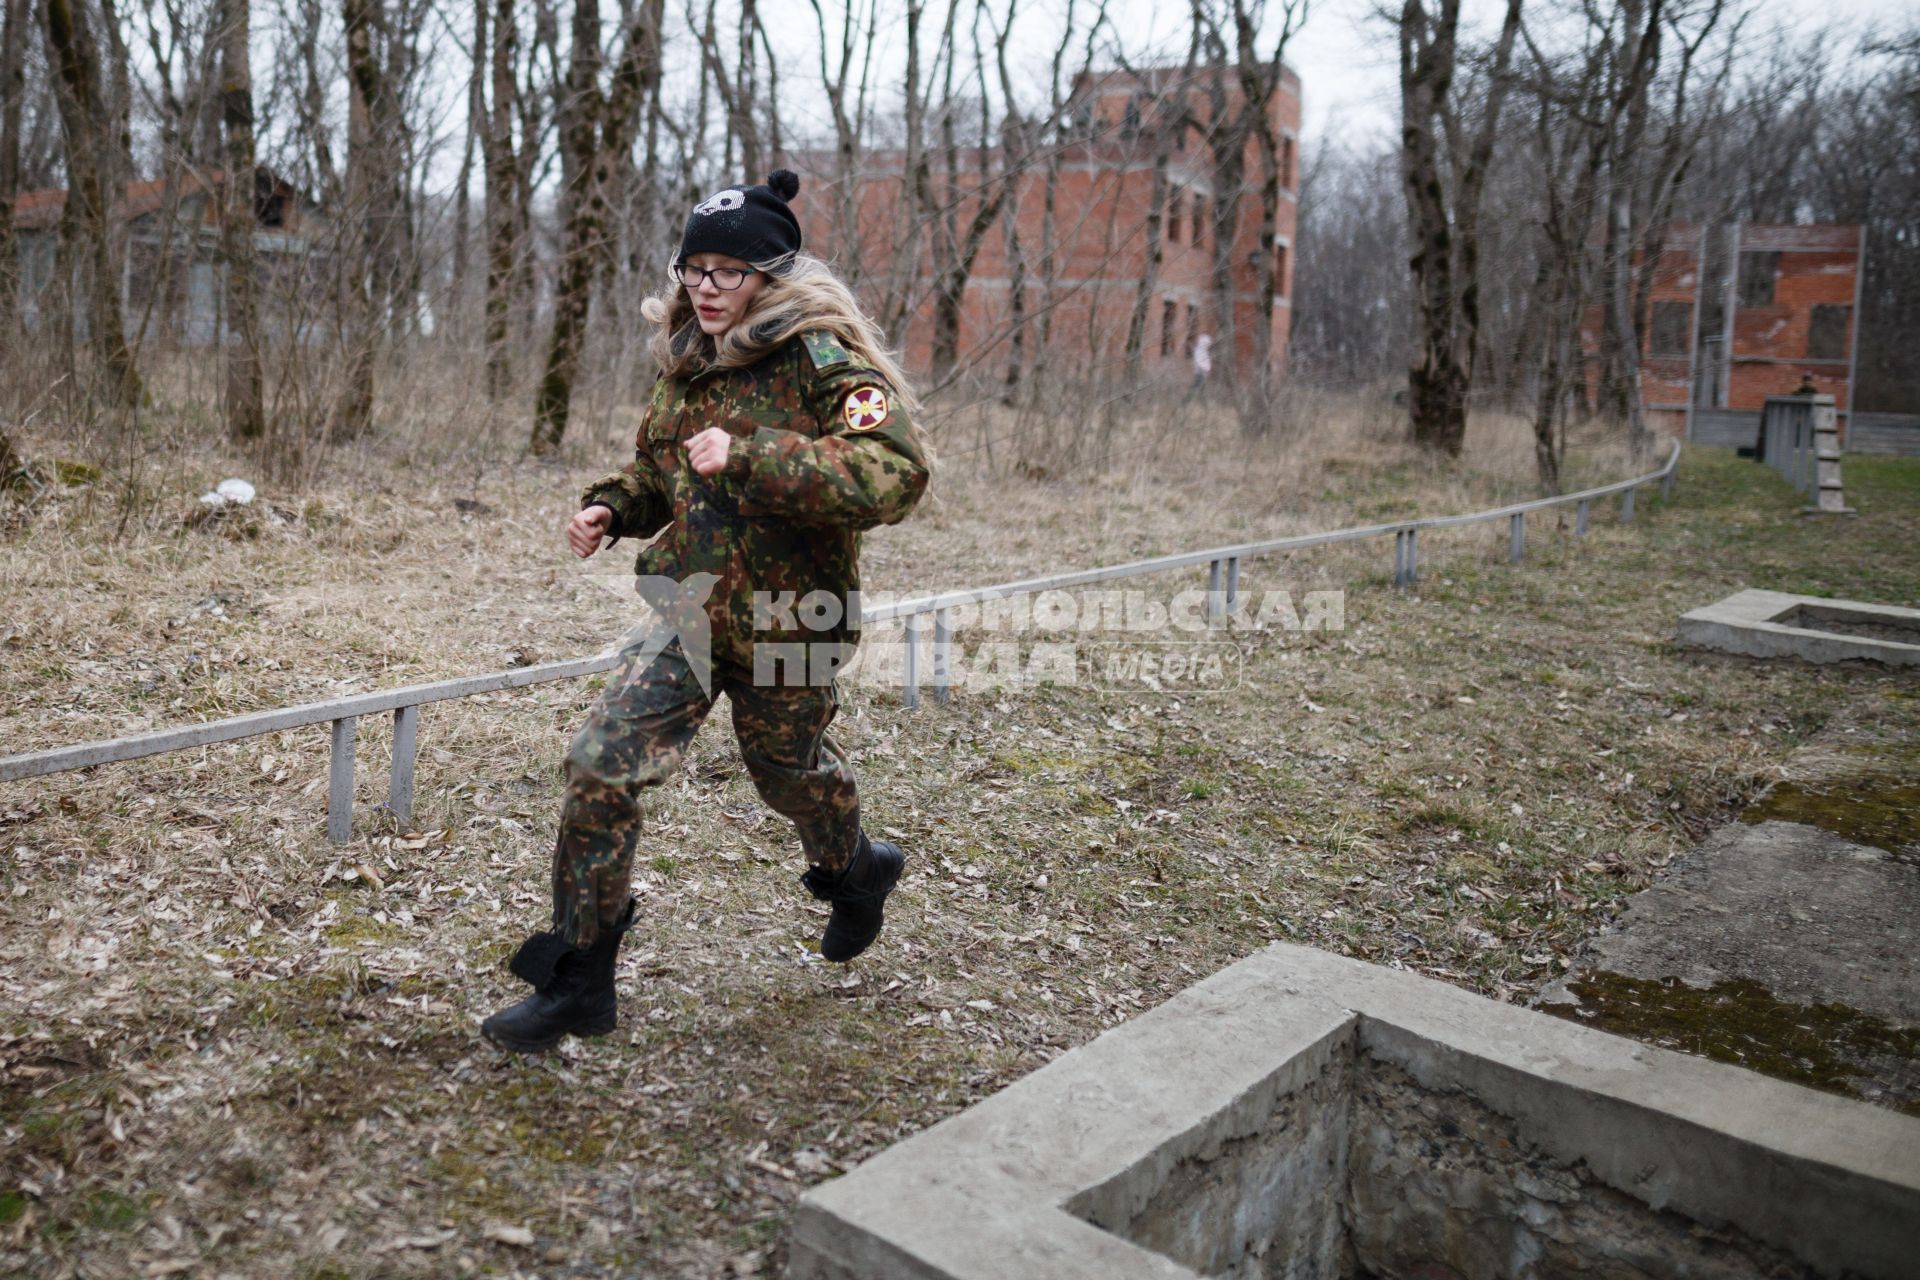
[0,441,1682,844]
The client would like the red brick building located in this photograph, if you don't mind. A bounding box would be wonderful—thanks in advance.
[1585,223,1864,442]
[787,63,1301,384]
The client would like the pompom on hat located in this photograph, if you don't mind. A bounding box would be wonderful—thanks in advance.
[676,169,802,268]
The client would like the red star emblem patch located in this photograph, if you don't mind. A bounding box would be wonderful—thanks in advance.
[843,386,890,432]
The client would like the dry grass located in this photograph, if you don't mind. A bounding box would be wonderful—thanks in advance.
[1,378,1916,1278]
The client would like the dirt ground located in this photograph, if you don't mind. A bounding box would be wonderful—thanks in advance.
[2,393,1916,1278]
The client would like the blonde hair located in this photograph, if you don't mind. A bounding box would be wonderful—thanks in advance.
[641,255,922,414]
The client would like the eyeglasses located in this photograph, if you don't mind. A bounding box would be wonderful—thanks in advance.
[672,262,757,291]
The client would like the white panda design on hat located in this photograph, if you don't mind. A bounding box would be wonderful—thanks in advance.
[677,171,803,265]
[693,189,745,216]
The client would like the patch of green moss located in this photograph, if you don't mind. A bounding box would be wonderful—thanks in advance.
[1743,777,1920,858]
[990,748,1087,775]
[323,911,405,947]
[54,459,101,486]
[1395,800,1506,846]
[1068,784,1114,816]
[81,1188,150,1231]
[1553,971,1920,1114]
[0,1190,25,1224]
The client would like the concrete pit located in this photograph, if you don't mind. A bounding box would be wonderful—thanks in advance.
[790,946,1920,1280]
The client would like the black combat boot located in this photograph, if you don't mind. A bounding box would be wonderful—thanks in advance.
[481,898,636,1053]
[799,834,905,962]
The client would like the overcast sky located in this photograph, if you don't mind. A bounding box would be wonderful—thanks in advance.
[753,0,1911,161]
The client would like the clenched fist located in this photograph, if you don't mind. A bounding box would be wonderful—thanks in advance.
[687,425,732,477]
[567,505,613,558]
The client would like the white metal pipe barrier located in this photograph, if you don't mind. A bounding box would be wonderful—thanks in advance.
[1,441,1682,842]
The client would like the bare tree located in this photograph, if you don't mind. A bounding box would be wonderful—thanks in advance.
[43,0,141,404]
[921,5,1007,381]
[0,0,26,326]
[338,0,381,435]
[805,0,876,282]
[530,0,665,453]
[1290,140,1408,385]
[481,0,515,398]
[219,0,263,440]
[1395,0,1523,455]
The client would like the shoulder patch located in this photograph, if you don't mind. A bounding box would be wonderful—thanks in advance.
[802,330,852,373]
[842,386,890,433]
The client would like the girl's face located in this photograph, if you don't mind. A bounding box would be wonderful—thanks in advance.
[682,252,768,337]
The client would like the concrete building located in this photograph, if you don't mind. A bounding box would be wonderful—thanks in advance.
[787,63,1301,384]
[11,167,328,347]
[1583,223,1865,444]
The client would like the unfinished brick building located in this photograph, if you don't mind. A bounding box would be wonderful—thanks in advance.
[787,63,1301,385]
[1585,223,1865,444]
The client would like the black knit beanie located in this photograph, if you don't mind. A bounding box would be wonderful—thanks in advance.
[676,170,802,267]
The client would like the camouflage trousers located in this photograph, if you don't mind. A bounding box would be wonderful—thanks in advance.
[550,634,862,948]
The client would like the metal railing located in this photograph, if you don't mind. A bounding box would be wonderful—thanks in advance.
[0,440,1682,843]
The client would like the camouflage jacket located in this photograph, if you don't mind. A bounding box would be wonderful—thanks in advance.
[581,330,930,666]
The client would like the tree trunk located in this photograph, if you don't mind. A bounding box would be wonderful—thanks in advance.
[1398,0,1463,453]
[42,0,140,405]
[1396,0,1522,457]
[1123,146,1170,372]
[337,0,379,437]
[482,0,515,399]
[531,0,663,454]
[0,0,25,327]
[450,0,484,324]
[220,0,264,442]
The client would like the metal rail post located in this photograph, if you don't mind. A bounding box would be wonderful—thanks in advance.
[389,705,419,825]
[1621,487,1636,523]
[1225,557,1241,614]
[1576,500,1590,535]
[328,717,356,844]
[903,614,923,710]
[1206,559,1224,624]
[932,608,953,704]
[1509,512,1524,563]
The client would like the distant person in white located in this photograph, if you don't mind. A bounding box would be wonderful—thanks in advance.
[1190,332,1213,392]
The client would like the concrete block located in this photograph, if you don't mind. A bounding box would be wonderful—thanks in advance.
[1677,588,1920,666]
[789,945,1920,1280]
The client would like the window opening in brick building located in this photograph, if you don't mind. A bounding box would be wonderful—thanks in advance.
[1281,136,1294,189]
[1807,304,1850,360]
[1737,251,1778,306]
[1161,299,1176,357]
[1168,189,1182,244]
[1275,243,1288,296]
[1185,301,1198,355]
[1650,301,1692,356]
[1193,197,1206,249]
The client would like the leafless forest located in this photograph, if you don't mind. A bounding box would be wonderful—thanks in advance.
[0,0,1914,496]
